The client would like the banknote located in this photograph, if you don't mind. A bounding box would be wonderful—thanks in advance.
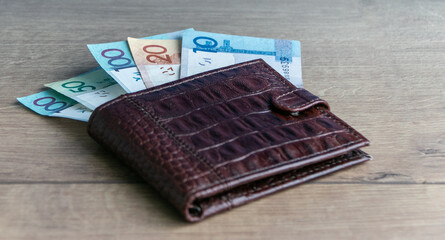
[44,67,120,109]
[75,84,126,110]
[87,28,192,93]
[180,30,302,87]
[128,38,181,88]
[17,90,92,122]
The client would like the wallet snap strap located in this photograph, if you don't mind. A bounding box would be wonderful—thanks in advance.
[271,88,330,115]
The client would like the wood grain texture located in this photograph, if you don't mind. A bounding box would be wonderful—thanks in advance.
[1,0,445,239]
[1,184,445,239]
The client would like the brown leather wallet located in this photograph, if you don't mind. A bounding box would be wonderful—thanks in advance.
[88,59,371,222]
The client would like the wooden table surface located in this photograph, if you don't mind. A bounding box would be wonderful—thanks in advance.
[2,0,445,239]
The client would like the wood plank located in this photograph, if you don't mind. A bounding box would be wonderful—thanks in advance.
[1,0,444,183]
[1,183,444,239]
[1,0,445,238]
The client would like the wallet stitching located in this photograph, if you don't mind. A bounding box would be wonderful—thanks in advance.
[229,152,363,199]
[183,110,366,198]
[124,95,229,190]
[194,118,345,153]
[181,139,361,183]
[275,89,303,99]
[268,72,325,111]
[160,85,279,123]
[237,154,353,198]
[88,60,368,215]
[129,61,264,97]
[320,110,362,140]
[277,97,323,111]
[174,61,367,203]
[126,95,238,210]
[200,129,349,165]
[179,60,366,185]
[91,61,264,116]
[97,60,365,209]
[174,109,272,137]
[120,60,269,210]
[140,73,283,105]
[180,103,366,183]
[129,61,278,209]
[257,61,364,142]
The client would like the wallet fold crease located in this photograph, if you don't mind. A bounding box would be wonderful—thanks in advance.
[88,59,371,222]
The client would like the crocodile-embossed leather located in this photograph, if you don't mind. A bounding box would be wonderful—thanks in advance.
[88,59,371,222]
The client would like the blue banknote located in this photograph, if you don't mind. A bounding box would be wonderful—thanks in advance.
[180,29,302,87]
[17,89,92,122]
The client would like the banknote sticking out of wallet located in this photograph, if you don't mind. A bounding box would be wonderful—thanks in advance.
[87,59,371,222]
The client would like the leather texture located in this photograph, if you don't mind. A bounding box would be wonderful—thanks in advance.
[88,59,371,222]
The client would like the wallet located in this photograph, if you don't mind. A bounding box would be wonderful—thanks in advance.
[88,59,371,222]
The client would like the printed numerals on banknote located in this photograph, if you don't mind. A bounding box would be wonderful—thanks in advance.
[18,28,303,122]
[17,90,92,122]
[128,38,181,88]
[180,29,302,87]
[87,29,191,93]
